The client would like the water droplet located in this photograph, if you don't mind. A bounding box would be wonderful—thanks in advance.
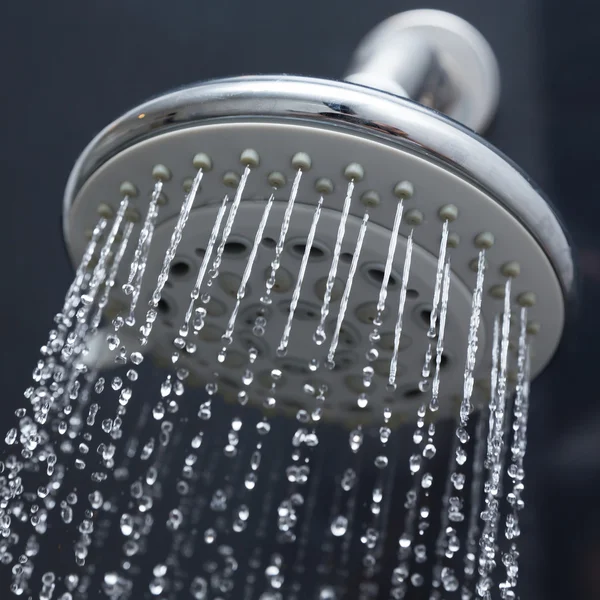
[357,393,368,408]
[120,514,134,536]
[366,348,379,362]
[256,420,270,435]
[296,409,309,423]
[251,451,261,470]
[313,328,326,345]
[131,351,143,365]
[341,468,356,491]
[191,576,207,599]
[107,335,120,351]
[421,473,433,488]
[362,528,379,549]
[319,586,336,600]
[456,427,470,443]
[423,443,436,459]
[374,455,388,469]
[193,307,206,331]
[441,568,459,592]
[245,473,257,490]
[451,472,465,490]
[349,428,363,452]
[204,529,217,544]
[379,426,391,444]
[330,515,348,537]
[418,379,430,392]
[5,428,17,445]
[409,454,422,474]
[413,428,423,444]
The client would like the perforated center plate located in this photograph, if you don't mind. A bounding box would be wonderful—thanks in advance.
[66,120,565,425]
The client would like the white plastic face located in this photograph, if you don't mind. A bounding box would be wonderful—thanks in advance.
[66,120,564,426]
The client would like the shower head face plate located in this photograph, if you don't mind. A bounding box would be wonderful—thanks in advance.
[65,107,568,425]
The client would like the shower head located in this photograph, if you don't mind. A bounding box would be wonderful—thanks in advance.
[62,10,573,426]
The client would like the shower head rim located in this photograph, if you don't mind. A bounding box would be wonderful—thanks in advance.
[63,74,574,303]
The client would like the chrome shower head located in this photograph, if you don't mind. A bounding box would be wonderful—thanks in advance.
[62,10,572,425]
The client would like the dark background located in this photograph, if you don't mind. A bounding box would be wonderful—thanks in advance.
[1,1,599,598]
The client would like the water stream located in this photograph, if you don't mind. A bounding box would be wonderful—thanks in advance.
[0,173,534,600]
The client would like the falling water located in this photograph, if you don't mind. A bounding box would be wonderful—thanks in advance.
[233,174,313,543]
[220,194,275,357]
[337,456,363,579]
[417,221,449,395]
[406,261,452,586]
[64,218,108,316]
[428,221,449,338]
[260,169,303,308]
[342,200,405,539]
[461,251,487,425]
[477,278,512,600]
[498,308,530,600]
[291,452,325,588]
[313,180,355,346]
[139,166,207,345]
[1,160,537,600]
[82,198,130,313]
[429,260,452,413]
[68,197,130,365]
[149,169,204,309]
[388,231,414,390]
[347,199,405,589]
[123,180,163,323]
[276,207,369,578]
[179,195,230,340]
[326,212,369,367]
[91,222,135,333]
[429,427,461,600]
[181,167,252,424]
[277,197,324,357]
[462,407,489,599]
[433,248,486,587]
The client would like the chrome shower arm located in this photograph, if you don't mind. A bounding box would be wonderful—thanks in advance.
[346,29,456,112]
[344,10,500,133]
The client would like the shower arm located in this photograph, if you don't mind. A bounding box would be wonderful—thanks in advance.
[344,10,500,134]
[345,31,457,117]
